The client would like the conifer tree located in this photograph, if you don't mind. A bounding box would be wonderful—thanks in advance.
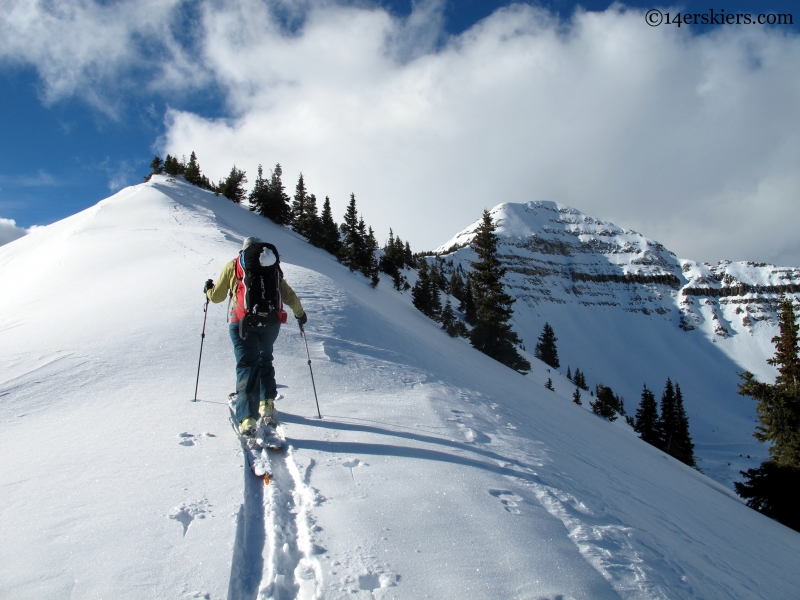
[148,155,164,177]
[767,296,800,387]
[429,262,443,293]
[534,323,560,369]
[431,259,447,292]
[366,225,380,287]
[184,151,202,185]
[412,259,441,319]
[737,297,800,530]
[670,384,696,466]
[634,384,661,446]
[734,462,800,531]
[356,217,371,275]
[404,241,414,268]
[441,299,459,337]
[386,229,396,258]
[429,268,442,318]
[461,281,477,326]
[467,211,529,373]
[739,299,800,468]
[340,194,362,271]
[659,378,679,453]
[264,164,291,224]
[390,234,404,268]
[566,366,572,381]
[218,165,247,203]
[449,271,465,303]
[545,378,554,391]
[412,259,435,318]
[319,197,341,256]
[573,387,582,405]
[574,368,588,391]
[591,383,619,421]
[249,165,269,215]
[380,229,406,291]
[291,173,308,229]
[163,154,180,176]
[297,193,322,245]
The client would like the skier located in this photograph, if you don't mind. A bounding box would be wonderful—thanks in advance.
[204,237,307,435]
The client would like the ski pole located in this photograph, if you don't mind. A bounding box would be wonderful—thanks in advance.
[299,321,322,418]
[192,298,210,402]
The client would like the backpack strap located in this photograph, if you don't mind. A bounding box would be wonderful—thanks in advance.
[231,255,247,325]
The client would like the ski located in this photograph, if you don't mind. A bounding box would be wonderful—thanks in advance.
[228,395,285,485]
[228,392,286,451]
[256,417,285,451]
[228,404,272,485]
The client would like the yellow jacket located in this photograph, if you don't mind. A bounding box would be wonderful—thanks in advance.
[206,260,304,321]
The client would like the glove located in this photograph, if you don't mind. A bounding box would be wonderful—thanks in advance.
[203,279,214,294]
[297,312,308,326]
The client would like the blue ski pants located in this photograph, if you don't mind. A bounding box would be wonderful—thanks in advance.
[229,321,280,423]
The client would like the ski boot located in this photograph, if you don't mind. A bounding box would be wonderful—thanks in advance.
[259,398,277,426]
[239,416,257,436]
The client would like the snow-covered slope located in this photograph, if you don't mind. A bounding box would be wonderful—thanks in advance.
[1,179,799,599]
[435,201,799,487]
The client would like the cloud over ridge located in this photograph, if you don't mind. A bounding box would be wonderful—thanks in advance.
[3,0,800,263]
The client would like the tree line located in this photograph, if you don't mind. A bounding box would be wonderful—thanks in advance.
[146,153,530,373]
[147,153,406,289]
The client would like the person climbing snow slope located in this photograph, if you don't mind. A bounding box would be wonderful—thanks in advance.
[204,237,306,435]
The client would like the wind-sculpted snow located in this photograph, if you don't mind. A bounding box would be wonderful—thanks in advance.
[1,177,799,599]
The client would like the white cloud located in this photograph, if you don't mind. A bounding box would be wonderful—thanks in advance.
[0,218,27,246]
[0,0,203,115]
[161,2,800,264]
[4,0,800,264]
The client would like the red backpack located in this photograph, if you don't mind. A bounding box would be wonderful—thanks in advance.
[231,242,287,336]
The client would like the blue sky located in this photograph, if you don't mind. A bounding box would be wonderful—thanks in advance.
[1,0,799,262]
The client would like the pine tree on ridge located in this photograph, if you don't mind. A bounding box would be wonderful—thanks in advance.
[468,210,530,374]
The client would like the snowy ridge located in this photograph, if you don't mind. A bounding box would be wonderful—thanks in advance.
[1,177,799,598]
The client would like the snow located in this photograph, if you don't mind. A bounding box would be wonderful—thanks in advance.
[432,200,800,489]
[1,177,799,599]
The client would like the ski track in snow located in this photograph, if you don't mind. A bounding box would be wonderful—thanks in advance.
[479,413,698,599]
[228,437,268,600]
[440,391,679,600]
[229,426,324,600]
[530,484,671,600]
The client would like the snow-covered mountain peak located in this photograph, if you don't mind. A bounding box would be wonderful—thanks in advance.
[438,200,639,243]
[436,200,677,275]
